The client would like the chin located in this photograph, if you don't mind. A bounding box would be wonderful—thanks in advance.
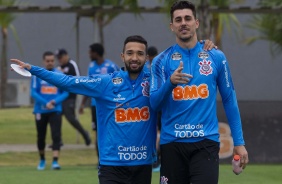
[180,36,192,42]
[131,67,143,73]
[131,69,141,73]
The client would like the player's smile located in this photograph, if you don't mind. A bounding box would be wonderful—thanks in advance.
[129,61,141,69]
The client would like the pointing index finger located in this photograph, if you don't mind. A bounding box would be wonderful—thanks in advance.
[10,59,22,65]
[176,61,184,73]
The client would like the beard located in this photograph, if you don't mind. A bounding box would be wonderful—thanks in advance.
[124,62,144,74]
[178,32,193,42]
[180,35,192,42]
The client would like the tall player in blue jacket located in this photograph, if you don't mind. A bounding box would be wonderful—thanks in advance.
[12,36,156,184]
[150,1,249,184]
[31,51,68,170]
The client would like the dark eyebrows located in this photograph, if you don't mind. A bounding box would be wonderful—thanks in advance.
[125,50,145,54]
[174,14,192,20]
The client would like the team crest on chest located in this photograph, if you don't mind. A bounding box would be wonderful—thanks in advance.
[141,81,149,97]
[199,60,213,76]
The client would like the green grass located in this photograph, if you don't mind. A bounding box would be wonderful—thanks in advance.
[0,150,97,166]
[0,166,99,184]
[1,108,282,183]
[0,164,282,184]
[0,165,158,184]
[219,165,282,184]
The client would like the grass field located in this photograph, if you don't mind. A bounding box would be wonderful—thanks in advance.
[1,108,282,183]
[1,163,282,184]
[0,107,93,144]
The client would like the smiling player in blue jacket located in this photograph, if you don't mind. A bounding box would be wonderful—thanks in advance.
[12,36,156,184]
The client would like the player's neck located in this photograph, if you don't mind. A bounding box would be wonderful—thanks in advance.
[96,57,104,65]
[176,36,197,49]
[129,72,140,80]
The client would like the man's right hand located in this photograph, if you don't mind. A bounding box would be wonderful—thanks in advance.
[46,101,55,109]
[170,61,193,85]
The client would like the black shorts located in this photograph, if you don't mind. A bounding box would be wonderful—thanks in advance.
[160,139,220,184]
[35,112,62,151]
[91,106,97,130]
[98,165,152,184]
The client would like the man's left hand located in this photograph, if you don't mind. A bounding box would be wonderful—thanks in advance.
[233,145,249,169]
[200,40,218,51]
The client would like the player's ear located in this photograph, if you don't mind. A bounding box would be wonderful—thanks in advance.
[120,53,125,63]
[195,19,199,29]
[170,23,173,32]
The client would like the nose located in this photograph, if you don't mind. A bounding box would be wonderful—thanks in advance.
[181,19,187,25]
[131,53,138,61]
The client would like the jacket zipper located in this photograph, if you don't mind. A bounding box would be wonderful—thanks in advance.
[132,85,135,97]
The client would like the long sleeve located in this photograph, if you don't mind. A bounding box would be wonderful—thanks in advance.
[29,66,107,98]
[30,76,48,106]
[53,90,69,104]
[216,54,245,146]
[150,56,176,111]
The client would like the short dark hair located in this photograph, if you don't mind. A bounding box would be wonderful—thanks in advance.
[55,48,68,58]
[123,35,148,53]
[170,1,197,22]
[42,51,54,59]
[147,46,158,57]
[89,43,104,57]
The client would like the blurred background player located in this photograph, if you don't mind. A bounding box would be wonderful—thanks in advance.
[144,46,158,72]
[55,49,91,146]
[146,46,162,172]
[31,51,68,170]
[79,43,119,163]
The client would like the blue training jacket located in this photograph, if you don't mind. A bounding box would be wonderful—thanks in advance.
[30,68,69,114]
[150,42,245,146]
[29,66,157,166]
[88,59,120,106]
